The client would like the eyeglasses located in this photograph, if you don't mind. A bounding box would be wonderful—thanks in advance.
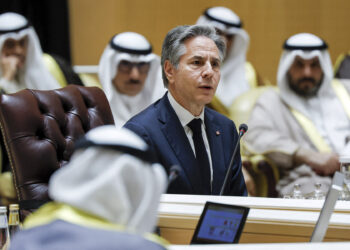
[118,60,151,74]
[3,36,29,50]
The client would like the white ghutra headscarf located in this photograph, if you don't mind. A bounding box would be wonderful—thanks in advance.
[196,6,250,107]
[98,32,165,128]
[49,125,167,234]
[277,33,350,153]
[0,12,60,93]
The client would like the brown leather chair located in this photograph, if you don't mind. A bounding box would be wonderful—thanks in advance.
[0,85,114,214]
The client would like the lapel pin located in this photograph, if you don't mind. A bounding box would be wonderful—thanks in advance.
[216,130,220,136]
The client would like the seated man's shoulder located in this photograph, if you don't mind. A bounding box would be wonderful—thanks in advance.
[207,106,231,121]
[124,98,164,137]
[10,220,166,250]
[255,87,281,106]
[128,99,161,123]
[206,107,236,129]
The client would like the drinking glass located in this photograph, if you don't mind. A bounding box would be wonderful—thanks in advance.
[339,156,350,200]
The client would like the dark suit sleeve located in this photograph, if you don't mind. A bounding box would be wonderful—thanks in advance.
[124,122,153,147]
[124,121,171,174]
[228,148,247,196]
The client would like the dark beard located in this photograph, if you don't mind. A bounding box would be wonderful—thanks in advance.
[287,73,323,97]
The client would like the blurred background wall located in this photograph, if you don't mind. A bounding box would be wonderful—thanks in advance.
[69,0,350,84]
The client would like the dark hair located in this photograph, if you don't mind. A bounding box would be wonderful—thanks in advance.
[161,24,226,87]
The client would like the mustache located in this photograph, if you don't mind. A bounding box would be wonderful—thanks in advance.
[296,77,317,84]
[127,79,140,84]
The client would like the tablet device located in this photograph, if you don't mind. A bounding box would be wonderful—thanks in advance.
[191,201,250,244]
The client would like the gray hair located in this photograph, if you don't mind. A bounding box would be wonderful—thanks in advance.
[161,24,226,87]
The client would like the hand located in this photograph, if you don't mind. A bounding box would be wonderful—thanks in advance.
[0,55,20,81]
[294,148,340,176]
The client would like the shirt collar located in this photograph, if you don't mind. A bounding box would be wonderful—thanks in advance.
[167,92,205,127]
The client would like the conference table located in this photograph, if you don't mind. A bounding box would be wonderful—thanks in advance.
[169,242,350,250]
[157,194,350,245]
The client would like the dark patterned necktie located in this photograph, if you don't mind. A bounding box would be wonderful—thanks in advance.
[187,118,211,194]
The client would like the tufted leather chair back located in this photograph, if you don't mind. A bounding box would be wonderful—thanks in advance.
[0,85,114,211]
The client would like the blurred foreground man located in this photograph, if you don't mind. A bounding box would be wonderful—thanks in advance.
[245,33,350,196]
[99,32,165,127]
[0,12,67,93]
[125,25,247,196]
[196,6,266,115]
[10,126,168,250]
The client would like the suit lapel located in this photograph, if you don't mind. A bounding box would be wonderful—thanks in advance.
[204,109,226,195]
[157,94,203,194]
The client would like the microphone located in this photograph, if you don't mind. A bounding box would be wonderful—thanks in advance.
[168,165,182,185]
[219,124,248,196]
[238,123,248,137]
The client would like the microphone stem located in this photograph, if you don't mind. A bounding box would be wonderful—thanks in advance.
[219,131,244,196]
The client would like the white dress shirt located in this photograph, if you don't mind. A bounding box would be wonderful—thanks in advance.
[167,92,213,187]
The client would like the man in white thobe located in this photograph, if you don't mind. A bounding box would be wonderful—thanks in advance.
[0,12,60,93]
[98,32,165,128]
[245,33,350,197]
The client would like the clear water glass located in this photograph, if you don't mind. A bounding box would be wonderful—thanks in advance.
[0,206,10,249]
[292,183,304,199]
[340,156,350,200]
[312,183,326,200]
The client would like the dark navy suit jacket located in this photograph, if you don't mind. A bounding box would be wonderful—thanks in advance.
[124,93,247,196]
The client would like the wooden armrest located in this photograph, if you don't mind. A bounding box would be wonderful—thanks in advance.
[243,154,279,197]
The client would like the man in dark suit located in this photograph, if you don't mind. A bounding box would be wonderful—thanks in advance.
[124,25,247,196]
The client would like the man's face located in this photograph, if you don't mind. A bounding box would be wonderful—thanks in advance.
[287,56,324,97]
[166,36,221,115]
[1,36,29,69]
[112,60,150,96]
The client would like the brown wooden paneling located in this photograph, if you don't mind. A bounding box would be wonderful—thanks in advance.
[69,0,350,84]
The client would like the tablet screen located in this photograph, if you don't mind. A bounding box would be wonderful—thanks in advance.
[191,201,249,244]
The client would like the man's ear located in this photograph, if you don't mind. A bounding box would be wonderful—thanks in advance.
[164,60,175,84]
